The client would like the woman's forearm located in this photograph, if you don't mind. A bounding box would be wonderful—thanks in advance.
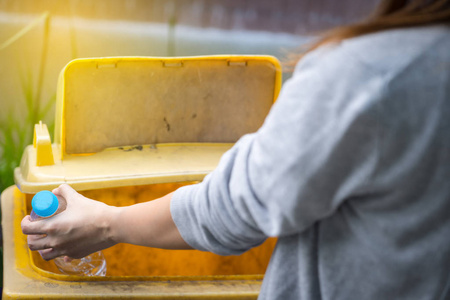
[109,192,192,249]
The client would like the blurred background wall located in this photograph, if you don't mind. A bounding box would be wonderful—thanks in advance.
[1,0,376,34]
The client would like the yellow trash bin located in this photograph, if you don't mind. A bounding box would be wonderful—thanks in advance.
[2,55,282,299]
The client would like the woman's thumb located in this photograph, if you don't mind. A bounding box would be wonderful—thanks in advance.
[52,184,77,199]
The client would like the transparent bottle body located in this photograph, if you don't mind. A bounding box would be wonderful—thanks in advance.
[54,252,107,276]
[30,209,107,276]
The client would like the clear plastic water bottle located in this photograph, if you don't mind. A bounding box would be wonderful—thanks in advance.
[30,190,107,276]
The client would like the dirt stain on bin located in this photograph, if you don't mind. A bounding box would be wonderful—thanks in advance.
[119,145,143,152]
[163,117,171,131]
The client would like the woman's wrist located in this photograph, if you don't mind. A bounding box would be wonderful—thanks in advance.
[102,204,123,245]
[101,193,191,249]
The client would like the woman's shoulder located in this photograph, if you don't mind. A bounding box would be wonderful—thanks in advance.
[296,25,450,76]
[338,25,449,74]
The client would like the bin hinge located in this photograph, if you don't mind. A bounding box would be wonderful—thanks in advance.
[97,62,117,69]
[228,61,247,67]
[33,121,54,166]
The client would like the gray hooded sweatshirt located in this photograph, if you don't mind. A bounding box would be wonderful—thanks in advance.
[171,25,450,300]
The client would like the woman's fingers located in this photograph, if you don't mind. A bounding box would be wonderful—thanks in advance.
[21,215,47,235]
[52,183,78,200]
[27,234,50,251]
[28,235,64,260]
[39,248,60,261]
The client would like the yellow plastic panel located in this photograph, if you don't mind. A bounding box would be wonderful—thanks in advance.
[57,56,281,155]
[33,121,54,166]
[15,143,233,193]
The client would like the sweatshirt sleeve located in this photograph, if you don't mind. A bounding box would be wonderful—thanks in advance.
[171,45,384,255]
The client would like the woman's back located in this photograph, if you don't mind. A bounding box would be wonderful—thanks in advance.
[257,25,450,299]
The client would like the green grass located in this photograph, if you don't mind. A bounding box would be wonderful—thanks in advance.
[0,11,53,289]
[0,12,53,191]
[0,91,56,193]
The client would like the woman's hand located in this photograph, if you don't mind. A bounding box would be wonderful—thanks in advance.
[21,184,192,261]
[21,184,118,261]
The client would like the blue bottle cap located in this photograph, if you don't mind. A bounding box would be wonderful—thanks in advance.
[31,191,59,217]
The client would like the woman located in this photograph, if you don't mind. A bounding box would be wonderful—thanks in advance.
[22,0,450,299]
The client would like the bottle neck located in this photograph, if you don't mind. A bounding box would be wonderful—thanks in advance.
[30,210,40,221]
[30,195,67,221]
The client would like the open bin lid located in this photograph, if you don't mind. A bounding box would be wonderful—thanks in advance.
[14,55,282,193]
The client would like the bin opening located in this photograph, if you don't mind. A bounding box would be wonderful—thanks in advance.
[25,183,276,278]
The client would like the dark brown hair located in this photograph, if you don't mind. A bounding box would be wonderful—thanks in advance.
[287,0,450,67]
